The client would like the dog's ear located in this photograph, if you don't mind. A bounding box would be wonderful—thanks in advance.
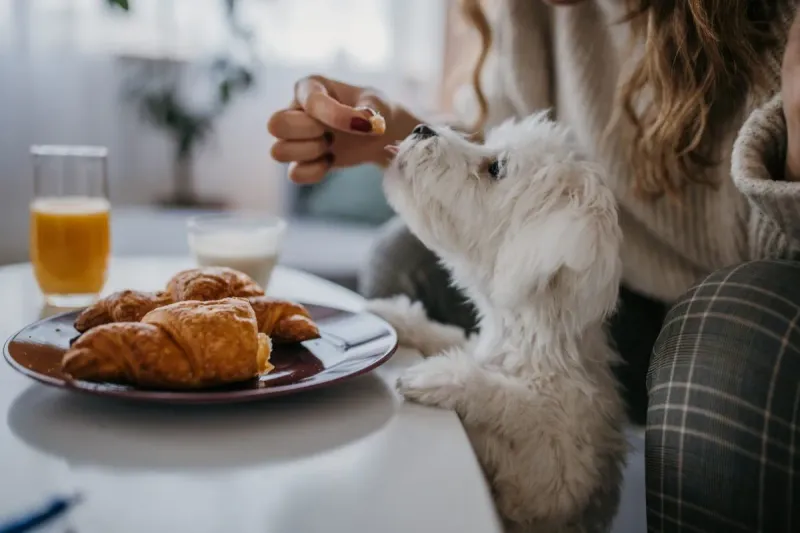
[492,209,586,304]
[491,172,621,326]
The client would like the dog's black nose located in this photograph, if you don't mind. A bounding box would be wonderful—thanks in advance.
[412,124,437,139]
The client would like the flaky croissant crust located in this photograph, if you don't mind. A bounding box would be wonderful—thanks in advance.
[63,298,274,389]
[74,267,320,343]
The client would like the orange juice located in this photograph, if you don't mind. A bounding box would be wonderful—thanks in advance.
[30,196,110,297]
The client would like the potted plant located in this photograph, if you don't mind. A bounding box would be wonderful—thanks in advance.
[108,0,256,208]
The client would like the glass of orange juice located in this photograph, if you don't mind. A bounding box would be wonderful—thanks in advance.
[29,145,111,307]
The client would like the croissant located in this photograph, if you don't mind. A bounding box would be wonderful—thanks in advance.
[166,266,264,301]
[73,290,174,333]
[247,296,320,343]
[75,292,319,344]
[74,267,319,342]
[74,267,263,334]
[63,298,273,389]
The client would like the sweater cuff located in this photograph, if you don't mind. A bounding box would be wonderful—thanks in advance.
[732,93,800,245]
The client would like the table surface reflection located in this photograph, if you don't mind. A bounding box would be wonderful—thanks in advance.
[0,257,500,533]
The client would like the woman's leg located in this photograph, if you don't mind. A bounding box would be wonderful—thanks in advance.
[647,260,800,532]
[359,217,478,332]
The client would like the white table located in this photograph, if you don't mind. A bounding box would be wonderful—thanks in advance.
[0,257,502,533]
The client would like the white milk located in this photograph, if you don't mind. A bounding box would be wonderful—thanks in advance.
[188,229,283,289]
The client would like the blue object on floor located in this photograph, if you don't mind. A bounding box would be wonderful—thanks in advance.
[0,495,82,533]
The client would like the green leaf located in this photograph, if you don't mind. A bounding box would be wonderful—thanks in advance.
[219,80,232,104]
[107,0,130,11]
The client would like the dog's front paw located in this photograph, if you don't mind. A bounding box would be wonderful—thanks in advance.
[397,354,474,410]
[366,296,466,357]
[366,295,427,332]
[366,296,438,354]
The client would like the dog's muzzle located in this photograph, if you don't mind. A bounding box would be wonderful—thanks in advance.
[412,124,437,140]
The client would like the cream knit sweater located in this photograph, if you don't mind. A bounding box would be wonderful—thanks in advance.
[464,0,800,302]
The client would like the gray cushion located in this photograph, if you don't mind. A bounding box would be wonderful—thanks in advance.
[305,165,394,225]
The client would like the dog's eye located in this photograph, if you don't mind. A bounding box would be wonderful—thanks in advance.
[487,160,503,180]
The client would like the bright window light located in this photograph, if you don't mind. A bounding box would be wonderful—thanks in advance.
[8,0,445,84]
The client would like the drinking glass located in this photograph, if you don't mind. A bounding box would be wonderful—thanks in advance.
[29,145,111,307]
[187,214,286,290]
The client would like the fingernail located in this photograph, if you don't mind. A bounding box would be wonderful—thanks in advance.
[350,117,372,132]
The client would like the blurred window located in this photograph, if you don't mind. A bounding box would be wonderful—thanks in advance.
[11,0,444,78]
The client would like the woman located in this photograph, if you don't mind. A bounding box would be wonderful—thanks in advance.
[268,1,800,531]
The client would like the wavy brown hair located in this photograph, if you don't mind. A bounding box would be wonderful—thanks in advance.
[460,0,790,198]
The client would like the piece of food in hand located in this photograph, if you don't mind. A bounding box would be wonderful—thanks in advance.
[247,296,320,343]
[369,112,386,135]
[63,298,273,389]
[74,266,265,333]
[357,107,385,135]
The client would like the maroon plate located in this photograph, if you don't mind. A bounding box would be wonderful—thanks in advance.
[3,304,397,404]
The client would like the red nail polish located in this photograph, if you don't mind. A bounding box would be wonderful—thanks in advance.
[350,117,372,132]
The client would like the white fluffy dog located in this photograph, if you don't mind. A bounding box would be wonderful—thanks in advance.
[368,113,627,533]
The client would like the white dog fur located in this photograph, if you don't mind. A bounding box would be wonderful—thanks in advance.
[367,113,627,533]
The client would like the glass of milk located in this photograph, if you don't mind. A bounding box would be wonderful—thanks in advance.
[187,213,287,290]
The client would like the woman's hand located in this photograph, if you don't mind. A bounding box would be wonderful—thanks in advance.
[268,76,421,184]
[782,13,800,181]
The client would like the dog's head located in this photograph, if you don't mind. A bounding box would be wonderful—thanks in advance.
[384,112,622,328]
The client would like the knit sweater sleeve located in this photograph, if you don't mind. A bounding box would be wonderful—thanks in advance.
[731,94,800,260]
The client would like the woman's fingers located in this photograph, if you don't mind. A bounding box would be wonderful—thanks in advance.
[269,76,393,176]
[267,110,326,140]
[271,138,330,163]
[294,76,380,135]
[288,156,333,185]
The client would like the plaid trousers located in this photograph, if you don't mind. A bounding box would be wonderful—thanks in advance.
[361,220,800,533]
[647,260,800,533]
